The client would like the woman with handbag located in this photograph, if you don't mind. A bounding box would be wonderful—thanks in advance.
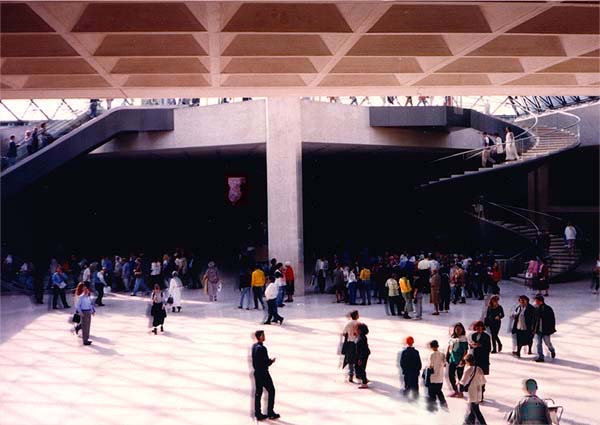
[459,354,487,424]
[150,284,167,335]
[168,271,183,313]
[447,323,468,398]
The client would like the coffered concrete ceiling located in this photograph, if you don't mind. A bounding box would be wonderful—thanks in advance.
[0,1,599,98]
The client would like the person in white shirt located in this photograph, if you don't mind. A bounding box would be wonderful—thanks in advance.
[493,132,505,163]
[459,354,487,424]
[264,277,283,325]
[82,264,91,283]
[150,259,162,289]
[168,271,183,313]
[481,132,496,168]
[564,222,577,252]
[342,310,360,383]
[427,340,448,411]
[505,127,520,161]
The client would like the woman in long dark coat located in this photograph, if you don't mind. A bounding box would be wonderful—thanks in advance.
[510,295,535,357]
[485,295,505,353]
[150,284,167,334]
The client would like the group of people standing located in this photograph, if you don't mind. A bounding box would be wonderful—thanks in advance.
[481,128,521,168]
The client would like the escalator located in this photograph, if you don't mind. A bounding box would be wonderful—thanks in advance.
[1,106,174,199]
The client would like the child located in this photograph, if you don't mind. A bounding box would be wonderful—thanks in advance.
[427,340,448,410]
[355,323,371,389]
[400,336,422,398]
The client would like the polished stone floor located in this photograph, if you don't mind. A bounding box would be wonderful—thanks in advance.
[1,273,598,425]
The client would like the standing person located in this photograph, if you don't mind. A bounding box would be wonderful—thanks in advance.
[203,261,220,302]
[121,257,132,293]
[447,323,469,398]
[264,276,284,325]
[150,284,166,335]
[347,266,358,306]
[131,258,150,296]
[168,271,183,313]
[75,285,95,346]
[481,132,496,168]
[238,267,252,310]
[399,274,413,319]
[510,295,535,357]
[564,222,577,253]
[284,261,295,303]
[333,264,346,303]
[252,330,280,421]
[493,132,505,163]
[459,354,487,424]
[7,135,17,166]
[532,295,556,363]
[469,321,491,399]
[537,259,549,297]
[150,258,162,289]
[385,274,401,316]
[274,264,286,308]
[426,340,448,410]
[342,310,360,383]
[430,269,441,315]
[485,295,505,353]
[439,264,451,313]
[51,265,70,309]
[315,257,327,294]
[95,267,107,307]
[359,265,372,305]
[72,282,85,335]
[489,261,502,295]
[251,264,266,310]
[355,323,371,389]
[505,127,520,161]
[399,336,421,398]
[592,254,600,294]
[451,263,466,304]
[525,258,539,291]
[507,379,553,425]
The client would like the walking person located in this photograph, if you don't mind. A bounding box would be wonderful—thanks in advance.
[131,258,150,296]
[342,310,360,383]
[51,265,70,309]
[469,321,491,399]
[238,267,252,310]
[284,261,295,303]
[448,322,469,398]
[274,264,286,308]
[564,222,577,253]
[533,295,556,362]
[95,267,107,307]
[510,295,535,357]
[505,127,520,161]
[252,264,266,310]
[355,323,371,389]
[426,340,448,410]
[264,276,284,325]
[399,336,421,398]
[150,258,162,289]
[168,271,183,313]
[150,284,166,335]
[460,354,487,424]
[203,261,220,302]
[485,295,505,353]
[537,259,549,297]
[75,284,95,346]
[252,330,280,421]
[72,282,85,336]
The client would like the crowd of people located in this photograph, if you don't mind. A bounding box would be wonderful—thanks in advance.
[481,128,521,168]
[1,122,54,168]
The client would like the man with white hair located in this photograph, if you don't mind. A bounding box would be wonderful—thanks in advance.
[507,379,552,424]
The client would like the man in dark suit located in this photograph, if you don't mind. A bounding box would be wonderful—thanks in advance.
[533,295,556,363]
[252,330,280,421]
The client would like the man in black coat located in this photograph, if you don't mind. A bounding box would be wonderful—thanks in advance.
[533,295,556,363]
[252,330,280,421]
[399,336,422,398]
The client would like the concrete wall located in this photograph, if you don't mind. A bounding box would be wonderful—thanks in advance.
[92,100,482,156]
[535,102,600,147]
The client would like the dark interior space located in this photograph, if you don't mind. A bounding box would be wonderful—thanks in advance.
[2,154,268,267]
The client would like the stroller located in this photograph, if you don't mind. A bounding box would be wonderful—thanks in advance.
[506,398,563,425]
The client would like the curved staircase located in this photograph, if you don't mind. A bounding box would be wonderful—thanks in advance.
[471,202,582,282]
[420,122,580,189]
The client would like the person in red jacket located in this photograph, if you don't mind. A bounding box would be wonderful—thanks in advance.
[284,261,295,303]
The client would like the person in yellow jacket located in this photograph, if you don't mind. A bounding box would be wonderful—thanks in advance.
[359,266,372,305]
[399,275,413,319]
[251,265,266,310]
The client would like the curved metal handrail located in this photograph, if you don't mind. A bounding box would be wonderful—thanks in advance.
[431,111,539,164]
[484,200,541,236]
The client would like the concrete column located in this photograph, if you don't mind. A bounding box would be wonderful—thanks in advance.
[266,97,305,295]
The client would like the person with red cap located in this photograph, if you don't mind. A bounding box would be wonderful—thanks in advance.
[399,336,422,398]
